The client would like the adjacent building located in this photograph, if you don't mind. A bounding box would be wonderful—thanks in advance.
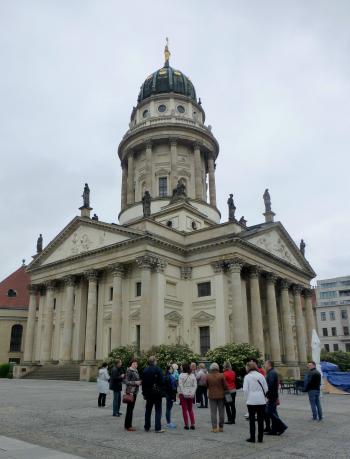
[22,45,316,380]
[316,275,350,352]
[0,264,30,364]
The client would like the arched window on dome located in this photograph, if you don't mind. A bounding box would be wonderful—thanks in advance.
[10,324,23,352]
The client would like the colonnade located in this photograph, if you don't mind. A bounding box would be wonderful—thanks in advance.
[121,140,217,210]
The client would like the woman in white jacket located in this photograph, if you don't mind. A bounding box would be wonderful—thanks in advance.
[243,361,268,443]
[97,362,110,407]
[178,363,197,430]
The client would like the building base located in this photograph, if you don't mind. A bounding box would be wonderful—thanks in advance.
[13,363,40,379]
[80,362,99,381]
[276,364,301,380]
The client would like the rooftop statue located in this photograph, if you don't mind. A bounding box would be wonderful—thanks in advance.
[227,194,236,222]
[36,234,43,254]
[142,191,151,217]
[300,239,306,256]
[82,183,90,208]
[263,188,272,213]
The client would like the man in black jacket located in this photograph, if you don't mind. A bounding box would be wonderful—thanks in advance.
[142,356,165,433]
[264,360,288,435]
[304,361,323,421]
[109,360,125,417]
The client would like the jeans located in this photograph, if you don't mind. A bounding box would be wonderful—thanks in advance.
[179,394,195,426]
[265,400,287,433]
[165,395,173,424]
[98,393,106,407]
[247,404,265,442]
[113,390,121,415]
[124,395,136,429]
[144,397,162,431]
[209,399,225,428]
[197,386,208,407]
[308,390,323,420]
[224,391,236,423]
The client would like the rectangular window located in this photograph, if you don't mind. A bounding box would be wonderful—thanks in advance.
[159,177,168,197]
[197,281,211,297]
[346,343,350,352]
[322,328,328,337]
[343,326,349,336]
[109,287,113,301]
[331,327,337,336]
[320,312,326,321]
[199,326,210,356]
[329,311,336,320]
[320,291,337,299]
[319,282,337,288]
[339,290,350,297]
[333,344,339,352]
[324,344,330,352]
[53,298,56,310]
[340,280,350,286]
[136,282,141,297]
[341,310,348,319]
[136,325,141,351]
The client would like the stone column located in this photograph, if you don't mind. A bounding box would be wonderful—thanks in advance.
[180,266,192,347]
[35,287,45,362]
[266,273,282,362]
[60,276,75,362]
[110,264,124,349]
[152,258,167,345]
[121,161,128,210]
[23,285,38,363]
[84,270,98,362]
[304,288,316,355]
[126,152,134,205]
[241,277,249,343]
[194,143,202,200]
[211,261,226,346]
[280,280,297,363]
[136,255,154,351]
[170,139,178,192]
[207,156,217,207]
[227,260,249,343]
[293,285,307,363]
[145,141,153,193]
[41,281,55,362]
[249,266,265,356]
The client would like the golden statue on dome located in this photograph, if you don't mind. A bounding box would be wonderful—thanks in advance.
[164,37,171,65]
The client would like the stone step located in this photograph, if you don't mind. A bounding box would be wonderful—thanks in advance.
[25,364,81,381]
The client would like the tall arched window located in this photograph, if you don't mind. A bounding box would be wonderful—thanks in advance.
[10,324,23,352]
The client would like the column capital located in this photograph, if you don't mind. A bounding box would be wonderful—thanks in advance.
[44,280,56,292]
[249,265,261,279]
[280,279,291,290]
[304,288,313,298]
[193,141,202,150]
[211,260,225,274]
[292,284,303,295]
[127,149,134,159]
[226,258,244,273]
[108,263,125,277]
[136,254,156,270]
[180,266,192,280]
[266,272,278,284]
[154,257,167,273]
[85,270,99,282]
[169,137,178,146]
[27,284,39,294]
[63,275,76,287]
[145,140,153,150]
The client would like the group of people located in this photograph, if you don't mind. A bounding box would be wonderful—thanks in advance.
[96,356,322,442]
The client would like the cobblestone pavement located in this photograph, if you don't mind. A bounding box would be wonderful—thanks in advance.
[0,379,349,459]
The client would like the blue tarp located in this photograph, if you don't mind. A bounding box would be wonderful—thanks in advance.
[321,361,339,373]
[326,372,350,393]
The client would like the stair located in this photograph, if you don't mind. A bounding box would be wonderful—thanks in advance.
[24,363,80,381]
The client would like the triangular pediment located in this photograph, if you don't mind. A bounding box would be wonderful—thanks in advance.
[165,311,183,322]
[242,223,312,273]
[192,311,215,322]
[29,217,141,269]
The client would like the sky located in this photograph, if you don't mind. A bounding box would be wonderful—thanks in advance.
[0,0,349,283]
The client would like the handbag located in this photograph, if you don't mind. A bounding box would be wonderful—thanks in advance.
[122,392,134,404]
[224,391,232,403]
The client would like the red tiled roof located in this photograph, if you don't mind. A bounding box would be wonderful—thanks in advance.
[0,266,30,309]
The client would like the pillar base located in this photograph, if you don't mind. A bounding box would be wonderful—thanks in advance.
[79,206,92,218]
[80,362,99,382]
[13,363,39,379]
[276,363,300,380]
[263,211,275,223]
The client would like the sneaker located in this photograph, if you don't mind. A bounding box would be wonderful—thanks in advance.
[166,423,177,429]
[155,429,165,433]
[184,426,189,430]
[125,427,136,432]
[219,428,224,432]
[211,427,219,433]
[190,425,195,430]
[246,438,255,443]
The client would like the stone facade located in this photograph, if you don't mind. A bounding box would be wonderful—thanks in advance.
[23,50,316,380]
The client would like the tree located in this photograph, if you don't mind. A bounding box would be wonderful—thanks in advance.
[206,342,262,377]
[320,350,350,372]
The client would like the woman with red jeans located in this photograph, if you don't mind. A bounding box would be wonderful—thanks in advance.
[223,361,237,424]
[178,363,197,430]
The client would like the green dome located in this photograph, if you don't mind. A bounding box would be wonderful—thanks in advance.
[137,64,197,103]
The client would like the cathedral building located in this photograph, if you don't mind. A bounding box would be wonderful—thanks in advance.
[21,44,316,380]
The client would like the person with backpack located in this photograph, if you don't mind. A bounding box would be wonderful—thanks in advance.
[142,356,165,433]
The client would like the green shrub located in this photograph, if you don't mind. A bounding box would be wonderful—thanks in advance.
[321,350,350,372]
[142,344,200,372]
[0,363,11,378]
[206,342,262,377]
[107,346,139,372]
